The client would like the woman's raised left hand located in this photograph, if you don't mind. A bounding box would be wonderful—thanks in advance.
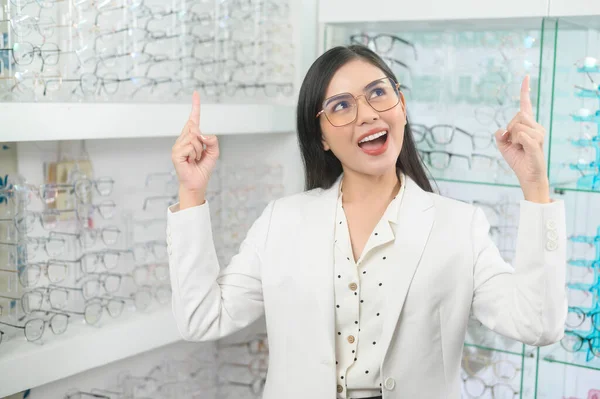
[494,75,550,203]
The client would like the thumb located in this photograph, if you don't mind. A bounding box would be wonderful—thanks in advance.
[200,134,219,156]
[494,129,511,150]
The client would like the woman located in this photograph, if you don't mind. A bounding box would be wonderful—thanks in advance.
[167,45,567,399]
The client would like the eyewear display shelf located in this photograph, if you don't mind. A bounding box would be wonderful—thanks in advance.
[321,8,600,399]
[0,103,296,142]
[0,306,180,397]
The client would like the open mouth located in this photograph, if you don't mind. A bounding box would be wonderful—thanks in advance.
[358,131,388,152]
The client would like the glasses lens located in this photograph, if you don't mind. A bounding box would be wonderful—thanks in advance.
[492,383,516,399]
[45,237,65,257]
[101,227,120,246]
[50,314,69,334]
[22,290,43,313]
[411,125,427,143]
[74,179,92,202]
[429,125,454,145]
[472,155,495,171]
[42,42,60,65]
[83,279,101,299]
[13,42,34,65]
[566,308,585,329]
[264,83,278,97]
[365,78,400,112]
[494,360,518,380]
[251,378,265,395]
[49,288,69,309]
[154,264,169,281]
[473,132,493,150]
[103,252,120,269]
[95,177,114,196]
[85,302,103,325]
[156,285,171,304]
[82,254,98,273]
[323,93,357,127]
[107,299,124,317]
[560,334,583,352]
[104,274,121,292]
[15,211,35,233]
[464,376,486,397]
[41,209,60,230]
[20,264,41,288]
[133,266,149,285]
[429,152,451,170]
[81,74,99,95]
[350,34,369,46]
[98,202,116,219]
[47,262,67,283]
[135,290,153,310]
[591,337,600,357]
[103,74,121,95]
[373,35,393,53]
[25,318,45,341]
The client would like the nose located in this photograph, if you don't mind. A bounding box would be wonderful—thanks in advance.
[354,95,379,125]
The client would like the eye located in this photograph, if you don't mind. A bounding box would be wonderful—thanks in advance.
[332,100,350,112]
[369,87,386,99]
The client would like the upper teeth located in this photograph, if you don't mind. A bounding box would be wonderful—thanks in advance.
[359,131,387,143]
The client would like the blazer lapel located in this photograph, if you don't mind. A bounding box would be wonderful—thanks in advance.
[380,177,436,363]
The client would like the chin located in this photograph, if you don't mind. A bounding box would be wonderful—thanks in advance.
[358,159,398,177]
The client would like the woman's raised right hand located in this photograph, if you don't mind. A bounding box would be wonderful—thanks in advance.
[171,91,220,198]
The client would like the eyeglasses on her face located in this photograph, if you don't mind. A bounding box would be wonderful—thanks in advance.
[316,77,402,127]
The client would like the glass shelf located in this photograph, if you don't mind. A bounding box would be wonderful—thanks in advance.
[546,17,600,195]
[542,356,600,372]
[464,342,531,357]
[434,177,522,189]
[553,185,600,194]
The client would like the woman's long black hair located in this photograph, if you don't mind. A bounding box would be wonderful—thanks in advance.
[296,44,434,193]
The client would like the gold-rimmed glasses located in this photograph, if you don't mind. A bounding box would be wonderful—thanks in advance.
[316,77,401,127]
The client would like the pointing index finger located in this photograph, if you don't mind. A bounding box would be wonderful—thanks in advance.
[520,75,534,117]
[189,91,201,126]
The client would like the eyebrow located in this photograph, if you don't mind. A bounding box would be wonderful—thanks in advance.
[324,77,389,105]
[323,92,350,107]
[364,78,387,91]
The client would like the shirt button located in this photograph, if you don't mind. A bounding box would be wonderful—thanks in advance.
[347,335,355,344]
[337,385,343,393]
[546,241,558,251]
[546,230,558,241]
[349,282,358,291]
[384,377,396,390]
[546,220,557,230]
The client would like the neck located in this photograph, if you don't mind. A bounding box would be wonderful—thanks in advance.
[341,167,401,204]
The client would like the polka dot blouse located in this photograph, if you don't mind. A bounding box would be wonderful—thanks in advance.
[333,173,406,399]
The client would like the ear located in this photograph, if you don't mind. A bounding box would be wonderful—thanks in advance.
[321,137,330,151]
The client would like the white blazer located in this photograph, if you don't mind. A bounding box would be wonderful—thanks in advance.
[166,175,568,399]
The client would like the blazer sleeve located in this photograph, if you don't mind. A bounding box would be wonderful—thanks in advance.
[166,200,274,341]
[470,199,568,346]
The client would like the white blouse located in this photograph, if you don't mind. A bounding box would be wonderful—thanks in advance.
[333,174,406,399]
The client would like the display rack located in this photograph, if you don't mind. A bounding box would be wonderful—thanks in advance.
[0,103,296,142]
[0,306,180,397]
[319,5,600,398]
